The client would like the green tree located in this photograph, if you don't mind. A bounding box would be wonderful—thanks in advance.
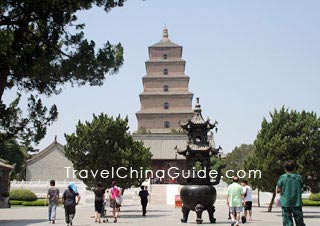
[65,113,152,191]
[245,107,320,212]
[222,144,255,184]
[0,0,125,147]
[0,138,28,180]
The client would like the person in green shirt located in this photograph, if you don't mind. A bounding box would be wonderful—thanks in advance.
[227,176,245,226]
[276,160,306,226]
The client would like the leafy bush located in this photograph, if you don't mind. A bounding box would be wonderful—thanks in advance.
[22,199,46,206]
[10,199,46,206]
[309,193,320,201]
[9,200,24,205]
[9,189,37,201]
[303,199,320,206]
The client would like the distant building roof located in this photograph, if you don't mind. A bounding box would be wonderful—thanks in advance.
[0,159,15,170]
[26,141,65,165]
[149,26,181,48]
[133,134,188,160]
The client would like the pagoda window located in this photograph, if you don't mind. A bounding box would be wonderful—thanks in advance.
[163,85,169,92]
[164,102,169,109]
[163,54,168,60]
[164,121,170,128]
[163,68,168,75]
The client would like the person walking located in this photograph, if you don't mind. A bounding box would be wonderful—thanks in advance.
[45,180,59,224]
[62,182,81,226]
[138,186,149,216]
[227,176,245,226]
[276,160,306,226]
[109,180,121,223]
[94,182,105,223]
[241,180,253,222]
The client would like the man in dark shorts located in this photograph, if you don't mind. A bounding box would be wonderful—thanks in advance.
[241,180,253,223]
[138,186,149,216]
[62,183,81,226]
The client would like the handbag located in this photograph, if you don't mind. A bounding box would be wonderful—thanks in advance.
[275,194,281,207]
[115,196,123,205]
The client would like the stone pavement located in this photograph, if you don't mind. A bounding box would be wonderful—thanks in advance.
[0,200,319,226]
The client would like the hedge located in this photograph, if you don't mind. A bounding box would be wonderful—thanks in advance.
[10,199,46,206]
[303,199,320,206]
[9,189,37,201]
[22,199,46,206]
[309,193,320,201]
[9,200,24,205]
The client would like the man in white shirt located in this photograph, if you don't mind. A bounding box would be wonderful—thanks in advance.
[241,180,253,222]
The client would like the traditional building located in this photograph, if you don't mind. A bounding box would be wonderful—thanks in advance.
[134,28,215,182]
[26,138,77,181]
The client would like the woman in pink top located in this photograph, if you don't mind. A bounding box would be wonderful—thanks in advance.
[109,181,121,223]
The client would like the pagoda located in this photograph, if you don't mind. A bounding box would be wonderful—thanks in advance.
[136,27,194,133]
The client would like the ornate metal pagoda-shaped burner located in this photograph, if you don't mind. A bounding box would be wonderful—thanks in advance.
[177,98,224,224]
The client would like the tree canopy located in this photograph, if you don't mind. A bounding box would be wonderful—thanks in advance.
[245,107,320,211]
[0,138,28,180]
[221,144,255,184]
[0,0,125,147]
[64,113,152,190]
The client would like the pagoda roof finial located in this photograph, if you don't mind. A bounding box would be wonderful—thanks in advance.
[195,97,201,113]
[162,26,169,40]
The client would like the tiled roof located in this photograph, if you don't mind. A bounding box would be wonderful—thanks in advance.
[150,39,180,48]
[0,158,15,169]
[139,91,193,96]
[191,112,206,124]
[136,109,194,114]
[26,141,65,165]
[133,133,216,160]
[133,134,188,160]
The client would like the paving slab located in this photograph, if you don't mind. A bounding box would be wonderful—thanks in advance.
[0,201,319,226]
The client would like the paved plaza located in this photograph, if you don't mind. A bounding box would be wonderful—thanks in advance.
[0,199,319,226]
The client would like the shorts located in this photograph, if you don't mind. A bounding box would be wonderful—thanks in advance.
[109,198,121,208]
[229,206,243,213]
[244,201,252,210]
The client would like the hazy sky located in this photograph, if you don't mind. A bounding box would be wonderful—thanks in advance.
[9,0,320,153]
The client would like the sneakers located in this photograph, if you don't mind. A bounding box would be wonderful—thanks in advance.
[69,217,73,226]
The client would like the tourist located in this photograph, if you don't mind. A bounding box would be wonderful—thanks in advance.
[45,179,60,224]
[241,180,253,222]
[94,182,105,223]
[138,185,149,216]
[62,182,81,226]
[109,180,121,223]
[276,160,306,226]
[227,176,245,226]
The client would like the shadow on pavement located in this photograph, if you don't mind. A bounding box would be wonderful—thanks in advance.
[120,209,171,213]
[0,219,45,225]
[107,214,170,219]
